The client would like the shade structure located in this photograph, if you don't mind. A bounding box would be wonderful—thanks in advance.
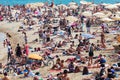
[80,1,92,5]
[82,11,92,17]
[28,54,43,60]
[105,5,118,9]
[93,12,107,18]
[66,16,78,22]
[100,18,114,22]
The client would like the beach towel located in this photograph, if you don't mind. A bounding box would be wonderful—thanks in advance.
[81,33,95,39]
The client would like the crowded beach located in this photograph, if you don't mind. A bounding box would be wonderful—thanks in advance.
[0,0,120,80]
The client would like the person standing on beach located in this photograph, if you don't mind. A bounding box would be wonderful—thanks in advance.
[15,44,22,58]
[100,32,106,48]
[67,25,72,38]
[80,15,85,32]
[88,43,94,64]
[86,18,91,33]
[3,40,6,48]
[7,43,12,61]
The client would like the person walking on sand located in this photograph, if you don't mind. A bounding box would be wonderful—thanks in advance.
[15,44,22,58]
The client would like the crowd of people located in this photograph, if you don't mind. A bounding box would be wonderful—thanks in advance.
[0,1,120,80]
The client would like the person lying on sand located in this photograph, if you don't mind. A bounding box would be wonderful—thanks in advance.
[66,45,76,55]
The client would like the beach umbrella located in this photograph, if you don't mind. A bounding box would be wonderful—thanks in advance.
[100,18,114,22]
[58,4,68,9]
[115,3,120,6]
[80,1,92,5]
[117,35,120,42]
[69,2,77,5]
[87,4,97,10]
[69,5,78,9]
[82,11,92,17]
[28,54,43,60]
[101,11,112,16]
[112,17,120,21]
[65,16,78,22]
[36,2,44,7]
[93,12,107,18]
[53,5,58,9]
[116,11,120,15]
[105,5,118,9]
[28,2,44,8]
[101,3,111,6]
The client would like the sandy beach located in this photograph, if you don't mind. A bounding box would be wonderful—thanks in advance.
[0,1,120,80]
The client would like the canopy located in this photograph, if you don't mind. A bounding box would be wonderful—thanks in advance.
[28,54,43,60]
[93,12,107,18]
[66,16,78,22]
[82,11,92,17]
[100,18,114,22]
